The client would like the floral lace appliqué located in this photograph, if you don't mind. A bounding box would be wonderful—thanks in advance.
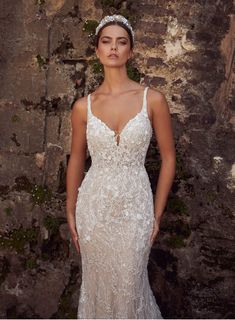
[75,87,163,319]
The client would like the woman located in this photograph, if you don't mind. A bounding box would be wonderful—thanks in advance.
[66,14,176,319]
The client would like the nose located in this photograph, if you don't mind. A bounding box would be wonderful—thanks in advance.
[111,42,117,50]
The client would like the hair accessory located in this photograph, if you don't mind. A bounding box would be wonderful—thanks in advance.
[95,14,134,41]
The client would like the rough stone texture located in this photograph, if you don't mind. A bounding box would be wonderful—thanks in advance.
[0,0,234,318]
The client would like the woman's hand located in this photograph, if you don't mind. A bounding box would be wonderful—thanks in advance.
[150,219,160,246]
[70,227,80,254]
[67,212,80,254]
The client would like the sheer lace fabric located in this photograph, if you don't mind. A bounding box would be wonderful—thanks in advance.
[75,87,163,319]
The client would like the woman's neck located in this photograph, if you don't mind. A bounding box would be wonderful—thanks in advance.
[101,66,131,94]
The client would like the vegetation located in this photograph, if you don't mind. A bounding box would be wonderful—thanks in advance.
[164,235,186,248]
[83,20,99,35]
[43,215,66,235]
[36,54,48,70]
[167,196,188,215]
[0,227,39,253]
[30,184,52,206]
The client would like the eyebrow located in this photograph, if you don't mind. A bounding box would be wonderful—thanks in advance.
[100,36,128,40]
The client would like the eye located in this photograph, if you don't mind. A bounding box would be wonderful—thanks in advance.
[120,41,127,45]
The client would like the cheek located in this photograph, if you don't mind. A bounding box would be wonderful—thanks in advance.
[97,45,108,56]
[120,47,131,57]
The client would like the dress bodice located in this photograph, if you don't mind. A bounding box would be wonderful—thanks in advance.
[86,86,152,169]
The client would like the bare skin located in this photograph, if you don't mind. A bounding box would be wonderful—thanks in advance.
[66,24,176,253]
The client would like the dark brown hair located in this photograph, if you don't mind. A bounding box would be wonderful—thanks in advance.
[95,21,134,49]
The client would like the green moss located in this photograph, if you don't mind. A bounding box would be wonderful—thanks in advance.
[127,63,141,82]
[56,266,79,319]
[90,58,103,74]
[36,54,48,69]
[101,0,115,7]
[167,196,188,215]
[25,258,38,269]
[0,227,39,253]
[118,10,137,25]
[30,184,52,206]
[4,207,13,216]
[11,114,20,122]
[43,215,66,235]
[58,293,77,319]
[164,235,186,248]
[83,20,99,35]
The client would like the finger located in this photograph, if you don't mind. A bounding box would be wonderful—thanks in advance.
[75,243,80,254]
[73,238,80,254]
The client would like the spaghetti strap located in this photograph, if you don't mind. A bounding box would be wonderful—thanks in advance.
[87,94,91,117]
[142,86,149,113]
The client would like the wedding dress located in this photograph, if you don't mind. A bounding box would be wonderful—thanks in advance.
[75,86,163,319]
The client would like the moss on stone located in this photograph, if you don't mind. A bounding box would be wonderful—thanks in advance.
[56,265,80,319]
[11,114,20,122]
[57,293,77,319]
[90,58,103,74]
[30,184,52,206]
[0,227,39,253]
[164,235,186,248]
[167,196,188,215]
[127,63,141,82]
[101,0,115,7]
[43,215,66,235]
[83,20,99,35]
[4,207,13,216]
[36,54,48,69]
[25,258,38,269]
[118,10,137,25]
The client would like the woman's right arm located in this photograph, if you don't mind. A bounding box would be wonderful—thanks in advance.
[66,97,87,253]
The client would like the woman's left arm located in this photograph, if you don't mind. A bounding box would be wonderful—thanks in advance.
[149,89,176,226]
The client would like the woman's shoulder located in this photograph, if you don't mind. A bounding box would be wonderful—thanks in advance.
[147,86,166,101]
[147,86,169,114]
[72,95,89,111]
[71,95,89,123]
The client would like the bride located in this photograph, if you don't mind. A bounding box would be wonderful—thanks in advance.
[66,14,176,319]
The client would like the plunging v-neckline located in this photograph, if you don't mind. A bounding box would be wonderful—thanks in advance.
[88,88,147,145]
[91,106,144,137]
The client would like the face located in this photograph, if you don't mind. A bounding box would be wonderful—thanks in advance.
[95,24,133,68]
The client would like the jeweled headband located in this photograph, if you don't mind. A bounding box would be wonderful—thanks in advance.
[95,14,134,41]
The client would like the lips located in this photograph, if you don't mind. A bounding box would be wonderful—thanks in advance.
[108,54,118,58]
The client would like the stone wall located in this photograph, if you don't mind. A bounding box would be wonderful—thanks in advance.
[0,0,234,318]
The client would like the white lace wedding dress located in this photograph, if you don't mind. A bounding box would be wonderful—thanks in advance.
[75,86,163,319]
